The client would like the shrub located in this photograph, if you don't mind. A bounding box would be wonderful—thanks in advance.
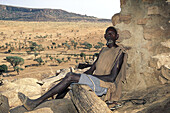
[56,59,62,64]
[0,64,8,75]
[34,57,44,65]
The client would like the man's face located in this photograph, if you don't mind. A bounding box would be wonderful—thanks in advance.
[104,30,117,47]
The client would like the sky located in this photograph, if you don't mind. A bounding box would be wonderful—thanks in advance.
[0,0,121,19]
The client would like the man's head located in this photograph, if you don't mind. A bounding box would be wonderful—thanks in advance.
[104,26,119,48]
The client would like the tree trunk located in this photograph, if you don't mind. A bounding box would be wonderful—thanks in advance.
[70,84,112,113]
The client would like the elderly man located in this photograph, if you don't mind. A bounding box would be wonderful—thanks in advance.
[18,26,128,111]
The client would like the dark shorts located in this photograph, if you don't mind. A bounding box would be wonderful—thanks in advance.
[73,73,107,96]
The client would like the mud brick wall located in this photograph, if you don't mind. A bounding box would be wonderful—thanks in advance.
[112,0,170,92]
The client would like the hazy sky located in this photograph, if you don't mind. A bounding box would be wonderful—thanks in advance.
[0,0,121,19]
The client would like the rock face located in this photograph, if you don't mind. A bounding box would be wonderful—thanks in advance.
[112,0,170,92]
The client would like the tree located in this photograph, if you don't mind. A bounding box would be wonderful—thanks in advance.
[56,59,62,64]
[14,66,24,75]
[97,42,104,47]
[94,45,101,50]
[52,42,56,45]
[7,49,11,53]
[34,52,38,58]
[67,57,71,61]
[0,64,8,75]
[62,58,65,61]
[49,56,53,61]
[34,57,44,65]
[93,53,99,60]
[80,52,86,60]
[36,44,44,53]
[6,56,24,71]
[26,51,31,55]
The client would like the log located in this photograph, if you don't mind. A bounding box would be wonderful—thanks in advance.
[70,84,112,113]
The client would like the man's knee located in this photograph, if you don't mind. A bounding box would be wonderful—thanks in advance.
[65,72,74,82]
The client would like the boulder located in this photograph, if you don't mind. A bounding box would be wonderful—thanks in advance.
[0,94,9,113]
[10,98,78,113]
[70,84,112,113]
[1,78,41,108]
[39,68,73,95]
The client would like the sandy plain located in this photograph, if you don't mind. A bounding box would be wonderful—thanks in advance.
[0,20,112,82]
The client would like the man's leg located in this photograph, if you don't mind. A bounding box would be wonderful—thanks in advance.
[18,72,80,111]
[55,88,70,99]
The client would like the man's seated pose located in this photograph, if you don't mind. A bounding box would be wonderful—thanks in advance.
[18,26,128,111]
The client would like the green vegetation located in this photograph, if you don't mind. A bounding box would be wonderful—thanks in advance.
[6,56,24,71]
[56,59,62,64]
[34,57,44,65]
[0,64,8,75]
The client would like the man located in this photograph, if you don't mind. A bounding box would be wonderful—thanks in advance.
[18,26,128,111]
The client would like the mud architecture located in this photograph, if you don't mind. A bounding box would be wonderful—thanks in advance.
[112,0,170,91]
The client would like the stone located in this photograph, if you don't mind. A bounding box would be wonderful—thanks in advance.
[70,84,112,113]
[39,68,72,94]
[0,94,9,113]
[152,53,170,69]
[119,84,170,113]
[148,6,159,15]
[161,40,170,48]
[137,18,150,25]
[10,98,78,113]
[118,30,131,41]
[119,14,131,24]
[158,76,168,84]
[1,78,41,108]
[120,0,127,7]
[161,65,170,80]
[112,13,120,26]
[143,27,163,40]
[142,0,154,3]
[27,108,53,113]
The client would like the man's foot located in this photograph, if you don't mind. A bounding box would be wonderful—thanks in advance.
[18,92,38,111]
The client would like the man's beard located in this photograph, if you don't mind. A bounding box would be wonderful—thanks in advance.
[106,40,113,47]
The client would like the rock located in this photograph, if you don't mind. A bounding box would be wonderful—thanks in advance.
[158,76,168,84]
[0,94,9,113]
[112,13,120,26]
[117,84,170,113]
[120,0,127,7]
[118,30,131,42]
[39,68,72,94]
[161,40,170,48]
[137,18,151,25]
[159,65,170,84]
[119,14,131,24]
[148,6,159,15]
[70,84,112,113]
[161,65,170,80]
[10,98,78,113]
[1,78,41,108]
[152,53,170,69]
[143,27,164,40]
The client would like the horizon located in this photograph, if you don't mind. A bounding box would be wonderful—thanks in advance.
[0,0,121,19]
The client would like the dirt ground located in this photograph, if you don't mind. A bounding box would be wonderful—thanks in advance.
[0,20,112,82]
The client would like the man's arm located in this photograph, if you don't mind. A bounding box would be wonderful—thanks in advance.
[92,52,124,82]
[84,60,97,75]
